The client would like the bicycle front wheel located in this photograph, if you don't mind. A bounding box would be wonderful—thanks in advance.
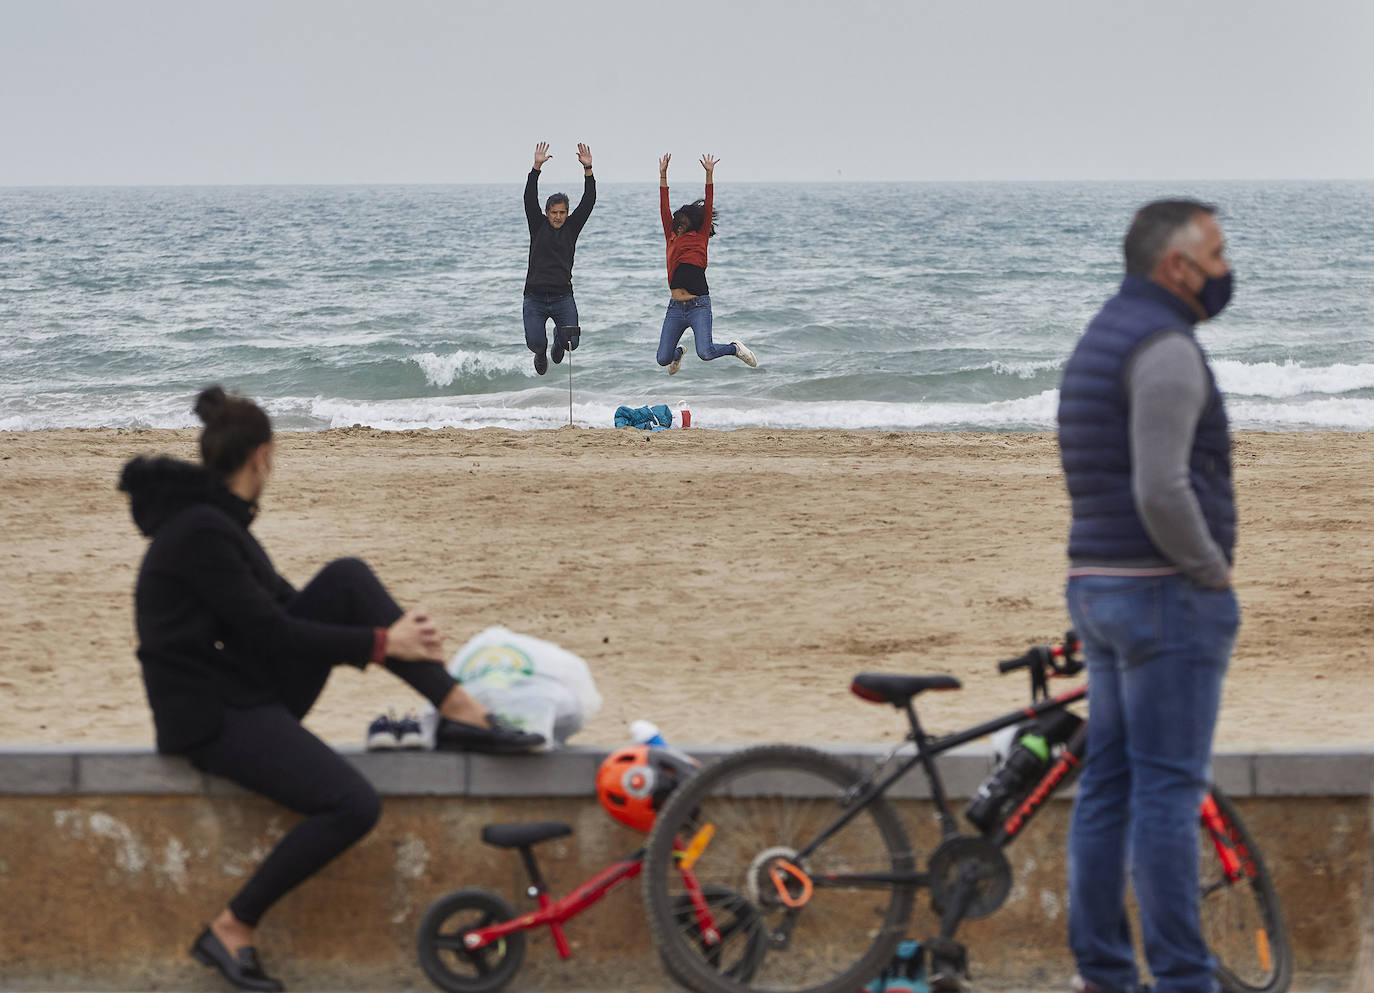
[1199,787,1292,993]
[642,745,916,993]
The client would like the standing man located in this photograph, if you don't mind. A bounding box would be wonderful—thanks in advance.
[523,141,595,375]
[1056,200,1237,993]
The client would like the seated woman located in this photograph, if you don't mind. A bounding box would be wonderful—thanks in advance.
[119,385,542,992]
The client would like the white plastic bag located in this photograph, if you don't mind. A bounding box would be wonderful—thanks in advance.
[447,626,602,747]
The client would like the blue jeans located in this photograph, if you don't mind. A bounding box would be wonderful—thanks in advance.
[523,292,579,356]
[1066,573,1238,993]
[656,296,737,365]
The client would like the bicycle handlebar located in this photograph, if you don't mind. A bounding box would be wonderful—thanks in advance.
[996,632,1083,677]
[996,648,1041,674]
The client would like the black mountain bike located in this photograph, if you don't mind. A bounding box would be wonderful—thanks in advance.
[641,634,1290,993]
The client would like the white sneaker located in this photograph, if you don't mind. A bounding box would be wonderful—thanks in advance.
[732,341,758,368]
[668,344,687,375]
[395,712,425,750]
[366,713,398,750]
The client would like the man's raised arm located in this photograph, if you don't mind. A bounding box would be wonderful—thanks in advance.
[568,142,596,231]
[525,141,551,230]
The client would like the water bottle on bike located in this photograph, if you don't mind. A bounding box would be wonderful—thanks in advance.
[964,730,1049,832]
[965,709,1083,832]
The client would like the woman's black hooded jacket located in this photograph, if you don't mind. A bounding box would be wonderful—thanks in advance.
[118,456,373,753]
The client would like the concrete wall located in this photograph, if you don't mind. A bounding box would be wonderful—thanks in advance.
[1,745,1370,992]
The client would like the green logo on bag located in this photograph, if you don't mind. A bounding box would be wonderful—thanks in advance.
[456,644,535,687]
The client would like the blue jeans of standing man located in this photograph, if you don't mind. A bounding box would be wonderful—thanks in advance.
[656,296,738,365]
[523,292,580,357]
[1065,573,1238,993]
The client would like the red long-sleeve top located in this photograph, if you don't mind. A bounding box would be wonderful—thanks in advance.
[661,182,712,284]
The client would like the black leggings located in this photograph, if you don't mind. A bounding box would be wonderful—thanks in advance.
[185,557,458,927]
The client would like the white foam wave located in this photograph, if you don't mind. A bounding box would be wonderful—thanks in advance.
[409,350,529,387]
[284,390,1066,432]
[986,359,1064,379]
[1212,359,1374,399]
[6,390,1374,433]
[1225,396,1374,431]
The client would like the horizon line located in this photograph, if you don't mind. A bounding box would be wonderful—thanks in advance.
[4,176,1374,190]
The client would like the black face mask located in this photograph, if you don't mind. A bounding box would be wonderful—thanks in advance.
[1184,257,1234,319]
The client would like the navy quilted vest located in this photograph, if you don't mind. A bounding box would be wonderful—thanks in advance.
[1057,276,1235,563]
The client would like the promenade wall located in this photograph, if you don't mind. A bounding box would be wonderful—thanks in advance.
[1,745,1369,992]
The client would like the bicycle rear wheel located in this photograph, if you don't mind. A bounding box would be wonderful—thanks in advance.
[642,745,916,993]
[1199,787,1292,993]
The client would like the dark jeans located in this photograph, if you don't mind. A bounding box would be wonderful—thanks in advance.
[185,557,458,927]
[1066,573,1238,993]
[656,295,737,365]
[522,291,579,356]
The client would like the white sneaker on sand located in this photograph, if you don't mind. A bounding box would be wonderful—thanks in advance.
[732,341,758,367]
[668,344,687,375]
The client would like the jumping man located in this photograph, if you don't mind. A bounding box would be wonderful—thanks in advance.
[523,141,595,375]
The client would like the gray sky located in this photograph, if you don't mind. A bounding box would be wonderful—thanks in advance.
[2,0,1371,185]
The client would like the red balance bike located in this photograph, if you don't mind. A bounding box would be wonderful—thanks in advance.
[416,744,767,993]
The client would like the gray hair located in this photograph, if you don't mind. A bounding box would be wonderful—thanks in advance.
[1123,199,1217,277]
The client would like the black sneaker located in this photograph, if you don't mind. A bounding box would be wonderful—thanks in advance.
[551,330,565,365]
[435,713,545,754]
[926,937,971,993]
[395,712,425,750]
[366,713,398,750]
[534,351,548,375]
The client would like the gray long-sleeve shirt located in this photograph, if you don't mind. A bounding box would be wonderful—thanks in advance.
[1123,331,1231,588]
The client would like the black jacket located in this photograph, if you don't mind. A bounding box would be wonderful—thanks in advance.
[523,168,596,295]
[119,457,373,753]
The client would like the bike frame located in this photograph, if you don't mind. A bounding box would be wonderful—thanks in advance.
[461,854,641,957]
[462,846,720,957]
[800,675,1259,905]
[802,682,1089,887]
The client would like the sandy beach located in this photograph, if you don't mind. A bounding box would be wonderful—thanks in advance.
[1,426,1370,751]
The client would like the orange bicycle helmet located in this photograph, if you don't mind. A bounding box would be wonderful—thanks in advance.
[596,744,698,833]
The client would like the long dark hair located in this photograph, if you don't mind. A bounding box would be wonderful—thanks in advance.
[672,199,718,238]
[194,385,272,478]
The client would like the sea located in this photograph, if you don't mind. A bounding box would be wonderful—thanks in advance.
[2,180,1372,432]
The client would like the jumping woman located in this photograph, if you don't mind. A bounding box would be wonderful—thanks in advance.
[657,153,757,374]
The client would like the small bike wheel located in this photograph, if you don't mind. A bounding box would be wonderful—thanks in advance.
[416,889,527,993]
[666,884,768,983]
[1199,787,1293,993]
[643,744,916,993]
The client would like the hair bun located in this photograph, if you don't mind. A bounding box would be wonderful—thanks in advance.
[193,385,229,425]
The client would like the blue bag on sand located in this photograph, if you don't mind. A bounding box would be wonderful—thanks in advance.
[860,940,928,993]
[613,404,674,430]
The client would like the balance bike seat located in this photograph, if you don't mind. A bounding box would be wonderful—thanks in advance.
[481,821,573,849]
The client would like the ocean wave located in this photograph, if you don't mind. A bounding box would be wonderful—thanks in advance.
[268,391,1067,432]
[1225,396,1374,431]
[1212,358,1374,399]
[409,350,531,386]
[5,389,1374,433]
[985,358,1064,379]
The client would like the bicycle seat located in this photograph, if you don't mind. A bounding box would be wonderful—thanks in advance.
[481,821,573,849]
[850,673,962,706]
